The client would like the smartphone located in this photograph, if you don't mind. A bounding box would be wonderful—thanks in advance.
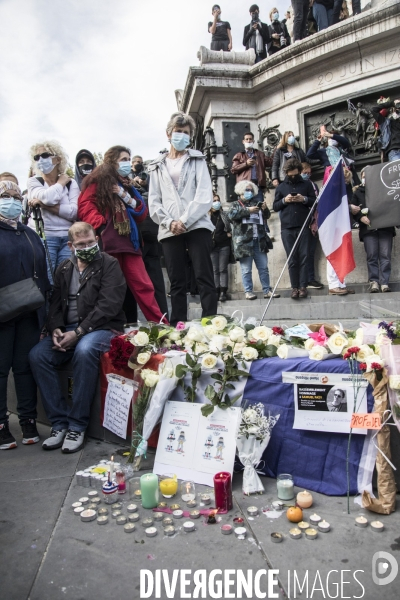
[290,193,297,196]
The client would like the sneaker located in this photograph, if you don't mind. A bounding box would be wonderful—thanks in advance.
[21,419,40,445]
[245,292,257,300]
[307,280,323,289]
[62,430,85,454]
[329,288,348,295]
[264,291,281,299]
[369,281,379,293]
[0,422,17,450]
[381,284,391,293]
[42,428,67,451]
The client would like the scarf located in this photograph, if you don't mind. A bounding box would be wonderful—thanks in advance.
[248,21,264,55]
[112,181,146,250]
[0,213,19,229]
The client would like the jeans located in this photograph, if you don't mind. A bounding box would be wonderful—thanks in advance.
[308,231,318,282]
[388,149,400,162]
[210,245,230,289]
[239,239,271,293]
[45,236,71,285]
[0,312,40,425]
[142,239,169,319]
[29,327,115,431]
[313,3,333,31]
[363,230,393,286]
[332,0,361,25]
[162,228,218,325]
[281,227,309,289]
[292,0,309,41]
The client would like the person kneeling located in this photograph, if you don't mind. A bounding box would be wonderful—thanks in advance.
[29,222,126,453]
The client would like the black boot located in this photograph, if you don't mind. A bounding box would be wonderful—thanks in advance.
[219,287,228,302]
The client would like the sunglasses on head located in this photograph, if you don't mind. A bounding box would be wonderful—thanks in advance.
[33,152,54,161]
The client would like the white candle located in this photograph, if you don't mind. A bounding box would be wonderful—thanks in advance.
[309,513,321,525]
[355,516,368,528]
[318,520,331,533]
[371,520,384,532]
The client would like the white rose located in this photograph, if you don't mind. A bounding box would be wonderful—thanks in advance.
[194,342,209,354]
[187,327,205,343]
[143,372,159,388]
[375,332,390,347]
[250,326,272,342]
[201,354,218,369]
[304,338,315,350]
[242,346,259,361]
[133,331,149,346]
[233,342,246,354]
[209,335,229,353]
[244,408,258,421]
[160,364,174,378]
[389,375,400,390]
[268,334,282,347]
[309,345,328,361]
[204,325,219,338]
[327,332,348,355]
[169,330,182,342]
[365,354,384,372]
[355,328,364,345]
[356,344,374,362]
[211,316,228,331]
[137,351,151,365]
[277,344,290,359]
[229,327,246,343]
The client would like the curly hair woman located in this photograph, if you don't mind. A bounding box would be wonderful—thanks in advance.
[78,145,167,324]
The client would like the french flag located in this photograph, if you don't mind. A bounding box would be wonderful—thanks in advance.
[317,160,355,282]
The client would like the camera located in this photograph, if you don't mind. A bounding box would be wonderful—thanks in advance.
[256,201,264,208]
[280,34,286,47]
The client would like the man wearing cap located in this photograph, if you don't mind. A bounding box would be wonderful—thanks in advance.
[208,5,232,51]
[243,4,270,63]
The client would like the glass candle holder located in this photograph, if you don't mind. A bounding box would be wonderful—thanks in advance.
[159,474,178,499]
[181,481,196,502]
[129,477,142,500]
[276,474,295,501]
[116,468,126,494]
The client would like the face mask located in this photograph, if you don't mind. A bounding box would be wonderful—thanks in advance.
[0,197,22,219]
[361,177,365,186]
[38,157,56,174]
[244,142,254,149]
[288,175,299,183]
[170,132,190,151]
[287,135,295,145]
[117,161,132,177]
[212,201,221,210]
[301,173,310,180]
[273,12,279,20]
[74,242,99,263]
[133,163,143,172]
[79,163,93,177]
[328,139,338,147]
[243,191,253,200]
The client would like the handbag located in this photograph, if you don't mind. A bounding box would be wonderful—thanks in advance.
[0,232,45,322]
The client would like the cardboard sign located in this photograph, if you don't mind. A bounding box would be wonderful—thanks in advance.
[351,413,381,430]
[103,374,138,439]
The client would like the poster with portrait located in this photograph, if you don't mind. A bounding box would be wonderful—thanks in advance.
[366,159,400,229]
[282,372,368,435]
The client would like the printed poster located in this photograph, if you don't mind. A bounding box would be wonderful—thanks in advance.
[153,401,241,486]
[282,371,368,435]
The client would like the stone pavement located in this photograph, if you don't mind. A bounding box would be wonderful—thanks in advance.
[1,414,399,600]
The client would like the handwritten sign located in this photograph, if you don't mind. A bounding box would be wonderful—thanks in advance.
[103,374,138,439]
[351,413,381,430]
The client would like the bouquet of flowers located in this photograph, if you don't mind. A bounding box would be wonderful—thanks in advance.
[236,403,280,495]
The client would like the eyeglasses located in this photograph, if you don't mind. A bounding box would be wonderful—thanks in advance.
[73,241,96,249]
[33,152,54,161]
[0,194,22,201]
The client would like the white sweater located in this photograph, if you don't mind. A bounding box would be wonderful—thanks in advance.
[27,177,79,236]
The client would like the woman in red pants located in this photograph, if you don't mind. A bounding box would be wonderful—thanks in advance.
[78,145,167,324]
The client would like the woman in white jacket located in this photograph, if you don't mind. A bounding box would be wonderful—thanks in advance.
[148,112,218,325]
[27,140,79,283]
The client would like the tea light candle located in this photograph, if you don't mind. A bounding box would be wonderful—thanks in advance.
[111,510,122,519]
[271,532,283,544]
[74,506,85,516]
[116,515,127,525]
[200,494,211,505]
[153,512,164,522]
[276,474,295,501]
[318,520,330,533]
[170,504,181,511]
[190,510,200,520]
[98,508,109,516]
[140,473,159,509]
[91,497,101,505]
[371,520,384,532]
[145,527,157,537]
[355,516,368,528]
[81,509,97,522]
[133,490,142,498]
[297,521,309,532]
[186,500,197,508]
[173,510,183,519]
[271,501,284,511]
[305,528,318,540]
[88,490,98,498]
[309,513,322,526]
[79,497,89,505]
[183,521,195,532]
[247,506,259,517]
[214,472,233,512]
[72,502,82,509]
[124,523,135,533]
[234,527,247,538]
[87,503,98,511]
[162,517,174,527]
[221,524,233,535]
[296,490,313,509]
[158,502,168,508]
[181,481,196,503]
[142,517,154,527]
[164,526,176,536]
[127,504,138,513]
[233,517,244,524]
[97,516,108,525]
[289,527,302,539]
[128,513,140,523]
[113,502,123,510]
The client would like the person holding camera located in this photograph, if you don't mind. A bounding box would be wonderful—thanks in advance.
[273,158,316,300]
[231,131,272,201]
[208,5,232,52]
[228,181,279,301]
[267,8,291,56]
[272,131,308,187]
[243,4,270,63]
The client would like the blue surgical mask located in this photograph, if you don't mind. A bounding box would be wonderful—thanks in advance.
[0,197,22,219]
[117,161,132,177]
[287,135,295,145]
[301,173,310,180]
[212,201,221,210]
[273,12,279,21]
[170,132,190,151]
[243,191,253,201]
[38,157,56,174]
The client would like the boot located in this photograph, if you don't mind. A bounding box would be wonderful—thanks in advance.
[219,287,228,302]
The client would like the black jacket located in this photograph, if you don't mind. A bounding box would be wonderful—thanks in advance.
[75,149,97,190]
[271,146,307,182]
[47,252,126,334]
[306,134,350,166]
[243,21,270,60]
[371,101,400,155]
[352,185,396,242]
[267,21,290,54]
[0,221,50,327]
[273,176,316,229]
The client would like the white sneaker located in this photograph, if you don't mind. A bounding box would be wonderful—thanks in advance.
[245,292,257,300]
[62,430,85,454]
[42,429,67,451]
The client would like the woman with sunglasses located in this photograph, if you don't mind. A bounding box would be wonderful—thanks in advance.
[78,145,167,324]
[27,141,79,283]
[0,180,50,450]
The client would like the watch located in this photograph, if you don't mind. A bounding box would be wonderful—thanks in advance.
[74,327,85,340]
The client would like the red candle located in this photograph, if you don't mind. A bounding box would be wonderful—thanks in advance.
[213,472,233,511]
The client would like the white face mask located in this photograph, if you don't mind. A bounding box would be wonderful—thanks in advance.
[244,142,254,149]
[328,139,338,147]
[361,177,365,186]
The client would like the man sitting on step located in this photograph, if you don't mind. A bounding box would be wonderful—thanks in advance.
[29,222,126,454]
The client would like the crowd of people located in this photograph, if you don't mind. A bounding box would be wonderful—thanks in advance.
[1,90,400,453]
[208,2,360,61]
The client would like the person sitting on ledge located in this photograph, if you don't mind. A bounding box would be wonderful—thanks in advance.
[29,222,126,454]
[243,4,270,63]
[208,4,232,51]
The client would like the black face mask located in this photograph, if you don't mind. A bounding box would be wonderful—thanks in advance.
[79,163,93,177]
[288,174,301,183]
[133,163,143,173]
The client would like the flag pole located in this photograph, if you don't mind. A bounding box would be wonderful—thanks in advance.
[258,160,343,326]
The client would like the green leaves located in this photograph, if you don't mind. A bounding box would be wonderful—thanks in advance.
[175,364,187,379]
[201,404,215,417]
